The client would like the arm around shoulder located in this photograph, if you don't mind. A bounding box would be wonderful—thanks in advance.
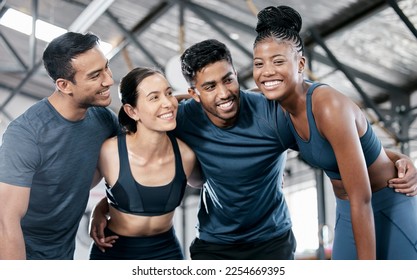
[187,159,203,188]
[176,138,203,188]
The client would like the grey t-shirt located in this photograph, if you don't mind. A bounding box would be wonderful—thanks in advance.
[0,98,119,259]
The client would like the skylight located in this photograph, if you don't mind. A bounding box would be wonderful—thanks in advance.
[0,8,113,56]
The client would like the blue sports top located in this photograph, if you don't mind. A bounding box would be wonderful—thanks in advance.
[286,82,382,180]
[173,90,296,244]
[105,132,187,216]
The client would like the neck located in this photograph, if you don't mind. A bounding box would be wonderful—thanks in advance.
[280,81,309,116]
[48,91,88,121]
[127,130,171,161]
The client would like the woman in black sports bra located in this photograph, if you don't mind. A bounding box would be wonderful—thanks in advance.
[88,67,200,260]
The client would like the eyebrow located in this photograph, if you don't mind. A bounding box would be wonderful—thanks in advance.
[254,54,285,60]
[145,86,172,97]
[145,90,160,97]
[200,71,234,87]
[86,60,109,78]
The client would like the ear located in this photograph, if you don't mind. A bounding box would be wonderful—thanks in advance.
[56,78,73,95]
[297,55,306,73]
[188,88,201,103]
[123,104,139,121]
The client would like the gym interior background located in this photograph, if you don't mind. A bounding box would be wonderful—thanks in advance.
[0,0,416,260]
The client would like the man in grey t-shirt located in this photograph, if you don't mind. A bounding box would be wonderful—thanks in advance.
[0,32,119,260]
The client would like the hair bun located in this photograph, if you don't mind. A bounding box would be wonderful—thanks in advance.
[255,5,302,34]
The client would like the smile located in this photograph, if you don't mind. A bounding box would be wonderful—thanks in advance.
[217,100,234,109]
[98,89,110,96]
[159,112,174,120]
[262,80,282,89]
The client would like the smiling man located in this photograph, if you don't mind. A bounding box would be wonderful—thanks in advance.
[0,32,119,260]
[172,39,297,260]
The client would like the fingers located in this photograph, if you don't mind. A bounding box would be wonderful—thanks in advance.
[388,176,417,196]
[389,184,417,196]
[95,235,119,252]
[407,186,417,197]
[403,186,417,197]
[395,159,406,179]
[388,159,417,196]
[89,217,119,253]
[91,227,118,253]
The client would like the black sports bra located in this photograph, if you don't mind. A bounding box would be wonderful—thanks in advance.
[105,132,187,216]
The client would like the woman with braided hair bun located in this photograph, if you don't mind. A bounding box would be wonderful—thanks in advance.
[252,5,417,259]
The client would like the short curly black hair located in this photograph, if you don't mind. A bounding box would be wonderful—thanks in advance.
[180,39,233,86]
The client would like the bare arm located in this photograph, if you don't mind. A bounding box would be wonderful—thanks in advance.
[385,149,417,196]
[187,159,203,188]
[0,182,30,259]
[89,196,118,252]
[90,168,103,189]
[89,138,119,251]
[317,89,375,260]
[175,94,192,102]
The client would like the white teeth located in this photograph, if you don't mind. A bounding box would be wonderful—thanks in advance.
[218,100,233,108]
[159,112,173,119]
[264,80,280,87]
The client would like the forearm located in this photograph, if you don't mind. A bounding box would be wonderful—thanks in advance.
[91,197,110,219]
[351,203,376,260]
[385,148,410,162]
[0,222,26,259]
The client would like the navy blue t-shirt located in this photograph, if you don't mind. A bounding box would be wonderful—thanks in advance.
[173,90,296,244]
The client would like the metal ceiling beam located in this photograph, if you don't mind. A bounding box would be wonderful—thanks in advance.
[303,0,387,47]
[0,31,28,72]
[0,0,6,15]
[105,1,175,63]
[0,1,44,112]
[185,2,252,58]
[308,51,411,99]
[386,0,417,40]
[29,0,38,67]
[0,60,43,112]
[0,108,12,121]
[0,83,43,101]
[0,82,47,121]
[105,10,163,69]
[185,1,255,35]
[68,0,114,33]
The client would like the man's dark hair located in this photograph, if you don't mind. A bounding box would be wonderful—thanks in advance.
[42,32,100,83]
[180,39,233,86]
